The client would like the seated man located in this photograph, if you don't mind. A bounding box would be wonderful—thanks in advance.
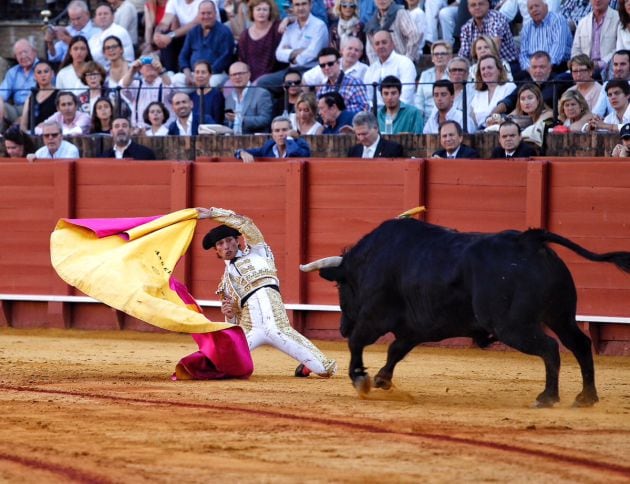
[224,62,273,134]
[348,111,404,158]
[168,91,215,135]
[317,92,355,134]
[302,37,369,86]
[312,47,368,114]
[611,123,630,157]
[120,54,174,131]
[0,39,39,123]
[100,117,157,160]
[423,79,473,134]
[490,120,537,158]
[44,0,101,64]
[27,121,80,161]
[235,116,311,162]
[377,75,424,135]
[432,120,480,158]
[88,3,134,66]
[175,0,233,89]
[587,80,630,133]
[35,91,91,136]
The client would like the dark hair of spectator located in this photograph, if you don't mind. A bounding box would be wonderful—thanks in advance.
[317,47,341,60]
[60,35,93,70]
[619,0,630,29]
[3,125,35,156]
[439,120,463,136]
[433,79,455,95]
[55,91,79,107]
[379,75,402,93]
[606,78,630,95]
[103,35,123,50]
[143,101,170,125]
[91,97,114,133]
[568,54,594,72]
[530,50,551,64]
[318,91,346,111]
[193,59,212,73]
[96,2,114,13]
[613,49,630,64]
[80,61,107,85]
[283,68,302,82]
[499,119,521,134]
[248,0,279,22]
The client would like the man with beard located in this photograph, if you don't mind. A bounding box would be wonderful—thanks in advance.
[101,117,156,159]
[168,91,215,135]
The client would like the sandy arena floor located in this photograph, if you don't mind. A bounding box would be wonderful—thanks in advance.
[1,328,629,483]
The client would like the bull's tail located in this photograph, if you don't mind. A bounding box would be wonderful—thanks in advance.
[523,229,630,273]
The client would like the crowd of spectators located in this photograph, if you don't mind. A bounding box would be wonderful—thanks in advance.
[2,0,630,161]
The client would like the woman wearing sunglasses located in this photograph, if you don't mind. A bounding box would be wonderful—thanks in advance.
[329,0,365,54]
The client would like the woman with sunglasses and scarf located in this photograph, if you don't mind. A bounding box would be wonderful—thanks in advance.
[329,0,365,54]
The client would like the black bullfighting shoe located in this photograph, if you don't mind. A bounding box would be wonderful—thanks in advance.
[294,363,312,377]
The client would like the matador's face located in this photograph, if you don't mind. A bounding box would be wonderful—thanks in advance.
[215,236,239,261]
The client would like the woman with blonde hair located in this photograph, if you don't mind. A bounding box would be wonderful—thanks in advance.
[471,55,516,130]
[329,0,365,52]
[566,54,602,112]
[558,89,594,132]
[290,92,323,136]
[469,35,513,81]
[415,40,452,119]
[237,0,282,81]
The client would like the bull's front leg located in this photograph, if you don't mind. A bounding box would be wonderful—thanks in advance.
[374,338,417,390]
[348,336,371,397]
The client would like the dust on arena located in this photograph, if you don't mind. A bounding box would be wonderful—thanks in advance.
[1,328,629,483]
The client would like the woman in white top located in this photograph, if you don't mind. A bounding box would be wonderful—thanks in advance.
[415,40,452,119]
[566,54,603,112]
[55,35,92,93]
[143,101,170,136]
[290,92,323,136]
[468,35,513,82]
[617,0,630,49]
[470,55,516,130]
[102,35,131,89]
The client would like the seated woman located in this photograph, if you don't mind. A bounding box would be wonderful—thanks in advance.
[189,60,225,124]
[143,101,170,136]
[505,83,553,148]
[78,61,131,118]
[290,92,323,136]
[329,0,366,54]
[415,40,452,120]
[90,97,114,134]
[237,0,283,82]
[468,35,512,82]
[558,89,594,132]
[3,125,35,158]
[20,61,57,134]
[55,35,92,93]
[274,68,303,117]
[102,35,130,88]
[470,55,516,130]
[566,54,602,113]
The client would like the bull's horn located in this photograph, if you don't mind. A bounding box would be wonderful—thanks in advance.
[300,256,343,272]
[398,206,426,219]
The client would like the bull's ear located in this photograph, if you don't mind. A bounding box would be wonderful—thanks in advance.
[319,266,345,282]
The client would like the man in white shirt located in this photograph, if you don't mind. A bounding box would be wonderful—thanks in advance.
[44,0,101,63]
[363,30,417,107]
[27,121,80,161]
[302,37,368,86]
[587,79,630,133]
[89,3,135,66]
[107,0,139,45]
[423,79,473,134]
[257,0,329,95]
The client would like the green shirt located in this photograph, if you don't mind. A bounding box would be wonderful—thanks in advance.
[377,102,424,134]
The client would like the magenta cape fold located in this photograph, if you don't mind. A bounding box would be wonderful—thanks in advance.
[54,212,253,380]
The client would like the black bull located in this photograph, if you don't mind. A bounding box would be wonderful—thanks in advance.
[300,219,630,407]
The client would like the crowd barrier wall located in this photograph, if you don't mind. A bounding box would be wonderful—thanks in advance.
[1,156,629,355]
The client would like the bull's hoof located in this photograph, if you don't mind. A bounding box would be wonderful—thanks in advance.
[373,374,392,390]
[533,392,560,408]
[572,390,599,408]
[353,374,372,398]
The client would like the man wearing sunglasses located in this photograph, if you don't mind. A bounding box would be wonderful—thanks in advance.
[27,121,80,161]
[302,37,368,86]
[315,47,368,114]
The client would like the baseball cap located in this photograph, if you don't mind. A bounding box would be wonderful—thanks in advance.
[620,123,630,139]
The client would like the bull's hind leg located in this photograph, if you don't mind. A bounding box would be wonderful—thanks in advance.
[546,314,598,407]
[374,338,417,390]
[495,325,561,407]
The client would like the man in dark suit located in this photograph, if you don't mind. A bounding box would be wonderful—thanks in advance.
[347,112,404,158]
[101,117,156,160]
[167,92,215,136]
[235,116,311,162]
[490,120,538,158]
[432,120,479,159]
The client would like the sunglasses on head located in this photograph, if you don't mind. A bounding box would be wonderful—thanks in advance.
[340,2,356,7]
[319,60,337,68]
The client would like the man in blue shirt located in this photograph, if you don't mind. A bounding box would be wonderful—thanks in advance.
[235,116,311,162]
[44,0,101,64]
[176,0,233,88]
[0,39,39,123]
[317,92,354,134]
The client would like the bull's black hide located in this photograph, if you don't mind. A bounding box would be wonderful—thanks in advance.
[305,219,630,407]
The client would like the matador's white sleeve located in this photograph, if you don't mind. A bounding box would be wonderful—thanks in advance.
[206,207,264,246]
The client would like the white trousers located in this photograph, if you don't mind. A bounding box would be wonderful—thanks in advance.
[239,288,336,377]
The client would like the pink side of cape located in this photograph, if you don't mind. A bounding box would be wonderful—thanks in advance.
[62,215,162,239]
